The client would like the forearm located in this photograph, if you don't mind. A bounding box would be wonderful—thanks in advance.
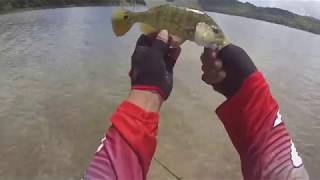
[126,90,163,112]
[85,31,177,180]
[216,72,309,180]
[86,90,162,180]
[85,126,143,180]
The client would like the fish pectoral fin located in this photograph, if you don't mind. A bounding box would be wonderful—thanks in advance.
[140,23,158,35]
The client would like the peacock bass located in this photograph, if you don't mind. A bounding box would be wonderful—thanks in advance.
[111,4,229,49]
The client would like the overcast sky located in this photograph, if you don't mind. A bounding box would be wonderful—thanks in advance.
[238,0,320,19]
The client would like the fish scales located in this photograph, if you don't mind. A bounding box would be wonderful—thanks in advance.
[164,6,174,30]
[188,9,202,40]
[111,4,229,48]
[179,7,192,39]
[137,5,213,40]
[168,6,185,38]
[157,6,201,40]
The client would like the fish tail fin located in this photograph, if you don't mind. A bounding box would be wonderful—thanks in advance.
[140,23,157,35]
[112,9,134,36]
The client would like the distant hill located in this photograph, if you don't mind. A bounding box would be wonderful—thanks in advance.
[199,0,320,35]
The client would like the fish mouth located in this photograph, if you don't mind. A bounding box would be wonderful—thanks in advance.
[112,21,129,37]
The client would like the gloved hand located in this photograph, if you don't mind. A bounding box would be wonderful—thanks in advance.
[201,44,257,98]
[130,30,181,100]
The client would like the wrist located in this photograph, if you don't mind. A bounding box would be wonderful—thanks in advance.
[132,85,168,100]
[126,89,163,112]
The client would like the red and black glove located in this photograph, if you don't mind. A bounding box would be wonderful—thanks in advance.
[216,44,257,98]
[201,44,257,98]
[129,30,181,100]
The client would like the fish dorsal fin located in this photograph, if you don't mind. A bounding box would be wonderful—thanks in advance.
[119,0,138,11]
[119,0,135,7]
[171,0,202,10]
[144,0,202,10]
[144,0,171,7]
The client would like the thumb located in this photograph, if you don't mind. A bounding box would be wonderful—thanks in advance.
[152,30,169,54]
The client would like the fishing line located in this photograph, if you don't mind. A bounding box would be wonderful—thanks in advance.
[154,157,183,180]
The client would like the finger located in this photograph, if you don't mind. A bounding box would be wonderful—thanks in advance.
[168,47,181,62]
[201,64,215,73]
[204,47,218,59]
[202,70,226,84]
[201,51,218,67]
[146,31,173,45]
[152,30,169,54]
[128,68,133,78]
[136,34,153,47]
[170,35,182,47]
[202,74,220,85]
[201,51,217,62]
[214,71,227,83]
[214,60,223,70]
[204,47,216,53]
[165,47,181,72]
[146,31,159,40]
[201,59,223,72]
[202,73,215,85]
[201,69,220,81]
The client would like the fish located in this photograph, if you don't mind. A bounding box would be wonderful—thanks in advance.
[111,4,229,49]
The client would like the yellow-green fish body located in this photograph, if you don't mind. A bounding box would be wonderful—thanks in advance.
[112,4,228,49]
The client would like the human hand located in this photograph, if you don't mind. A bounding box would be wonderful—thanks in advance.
[201,44,257,98]
[129,30,181,101]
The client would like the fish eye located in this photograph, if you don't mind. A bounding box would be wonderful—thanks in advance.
[211,26,220,33]
[124,15,129,20]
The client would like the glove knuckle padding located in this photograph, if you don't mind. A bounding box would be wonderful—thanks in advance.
[130,35,174,100]
[152,39,169,55]
[215,44,257,98]
[136,34,152,47]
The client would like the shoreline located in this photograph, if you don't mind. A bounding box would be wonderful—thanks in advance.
[0,3,121,15]
[0,4,319,36]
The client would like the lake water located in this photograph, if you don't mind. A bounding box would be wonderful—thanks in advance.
[0,6,319,180]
